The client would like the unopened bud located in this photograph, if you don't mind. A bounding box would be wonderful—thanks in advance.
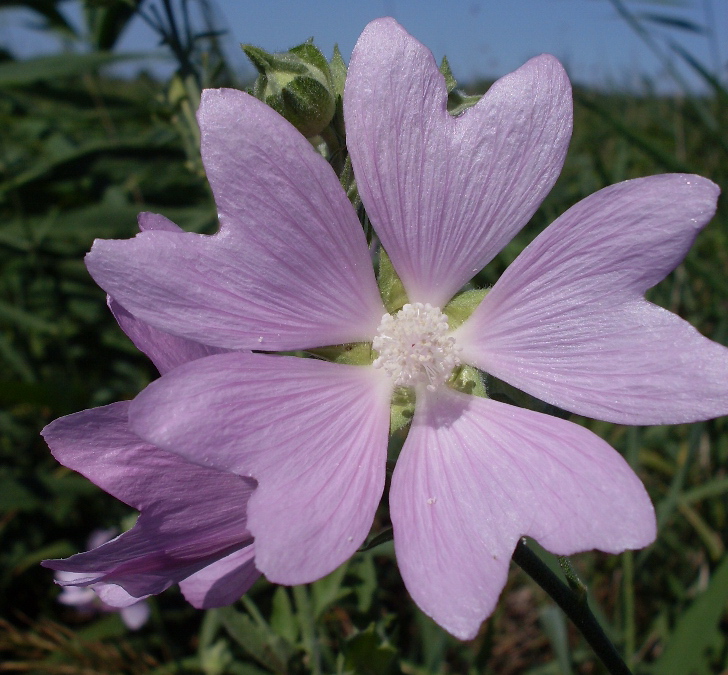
[243,41,336,137]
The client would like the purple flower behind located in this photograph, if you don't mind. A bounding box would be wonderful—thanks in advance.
[55,19,728,639]
[55,528,151,630]
[42,215,260,610]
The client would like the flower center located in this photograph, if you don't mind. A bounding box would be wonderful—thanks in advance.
[372,303,461,392]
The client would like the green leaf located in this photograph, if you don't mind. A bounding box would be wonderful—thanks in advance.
[577,93,693,173]
[1,0,77,39]
[358,528,393,553]
[199,639,233,675]
[0,299,59,334]
[344,624,398,675]
[84,0,141,50]
[350,552,377,613]
[14,540,76,573]
[539,606,574,675]
[218,606,295,674]
[0,134,178,195]
[311,562,350,619]
[650,555,728,675]
[0,475,41,511]
[0,51,160,87]
[270,587,299,645]
[670,41,728,103]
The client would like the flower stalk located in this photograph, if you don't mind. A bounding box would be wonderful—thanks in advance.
[512,539,632,675]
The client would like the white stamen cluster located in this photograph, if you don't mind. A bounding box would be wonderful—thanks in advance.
[372,302,461,392]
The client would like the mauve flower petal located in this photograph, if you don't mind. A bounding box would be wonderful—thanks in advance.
[345,18,572,307]
[130,352,392,584]
[57,581,97,607]
[95,583,147,608]
[391,388,655,640]
[179,546,260,609]
[42,402,254,598]
[109,297,225,375]
[137,212,179,233]
[107,213,226,374]
[457,174,728,424]
[86,90,384,351]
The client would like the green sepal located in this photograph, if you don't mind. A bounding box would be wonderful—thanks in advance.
[281,76,333,136]
[486,373,571,418]
[330,44,347,98]
[378,249,408,313]
[448,364,486,398]
[448,89,482,116]
[443,287,488,329]
[307,342,373,366]
[339,154,360,208]
[289,41,331,80]
[440,55,457,93]
[438,53,481,115]
[390,387,415,434]
[242,41,335,137]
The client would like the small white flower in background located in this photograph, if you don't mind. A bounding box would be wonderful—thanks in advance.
[55,528,150,630]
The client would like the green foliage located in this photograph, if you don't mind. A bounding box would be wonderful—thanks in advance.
[2,2,728,674]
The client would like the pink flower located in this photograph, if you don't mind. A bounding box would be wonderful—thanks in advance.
[42,215,260,611]
[80,19,728,639]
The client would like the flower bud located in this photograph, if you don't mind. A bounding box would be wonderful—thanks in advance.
[243,41,336,138]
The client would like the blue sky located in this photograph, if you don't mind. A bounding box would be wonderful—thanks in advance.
[1,0,726,92]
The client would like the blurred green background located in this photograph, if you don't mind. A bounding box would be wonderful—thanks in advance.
[1,1,727,673]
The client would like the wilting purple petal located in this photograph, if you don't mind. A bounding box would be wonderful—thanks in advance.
[457,175,728,424]
[109,298,225,375]
[42,402,254,598]
[346,18,572,307]
[390,387,655,640]
[86,90,384,352]
[130,352,392,584]
[179,546,259,609]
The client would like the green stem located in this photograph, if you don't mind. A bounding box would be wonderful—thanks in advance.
[293,584,322,675]
[512,539,632,675]
[623,550,636,670]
